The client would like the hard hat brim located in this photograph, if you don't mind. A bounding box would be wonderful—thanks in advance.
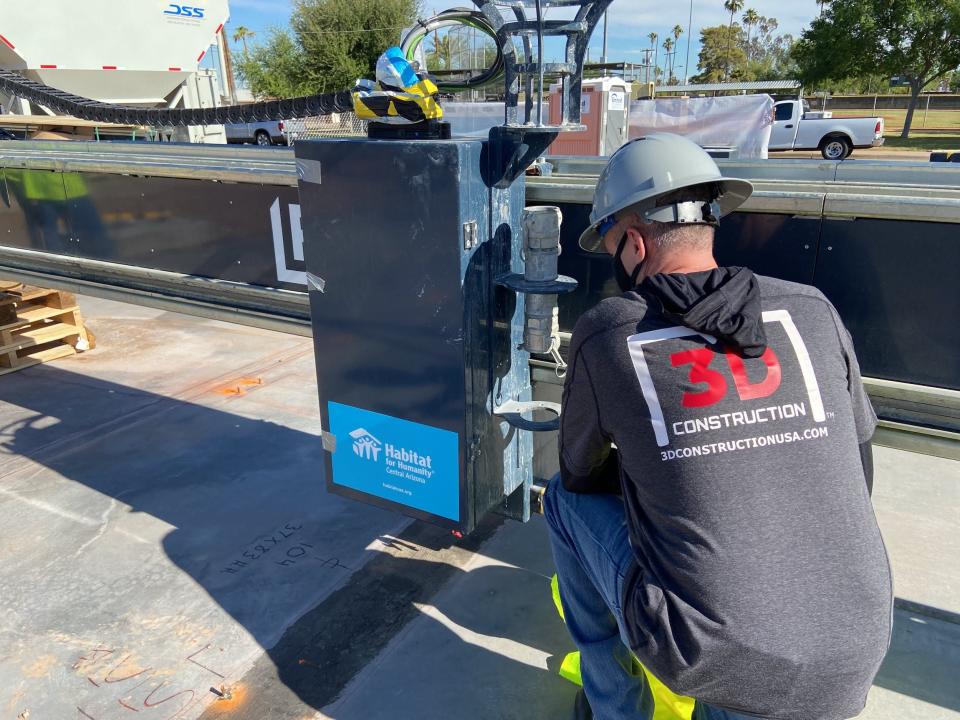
[716,177,754,218]
[578,225,605,254]
[577,176,754,254]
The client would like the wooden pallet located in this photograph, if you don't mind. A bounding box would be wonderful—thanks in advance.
[0,285,95,377]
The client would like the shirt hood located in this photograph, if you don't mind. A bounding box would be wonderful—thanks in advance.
[639,266,767,357]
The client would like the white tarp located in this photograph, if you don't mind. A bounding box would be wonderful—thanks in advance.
[629,95,774,159]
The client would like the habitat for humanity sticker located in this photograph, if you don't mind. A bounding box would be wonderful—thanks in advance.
[328,402,460,521]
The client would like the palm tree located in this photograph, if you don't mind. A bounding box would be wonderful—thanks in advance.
[233,25,254,55]
[663,37,675,83]
[428,31,462,70]
[742,9,760,61]
[672,25,683,81]
[648,32,659,84]
[723,0,745,81]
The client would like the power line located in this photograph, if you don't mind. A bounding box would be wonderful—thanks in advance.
[296,24,412,34]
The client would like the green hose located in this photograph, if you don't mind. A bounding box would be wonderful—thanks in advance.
[401,9,505,92]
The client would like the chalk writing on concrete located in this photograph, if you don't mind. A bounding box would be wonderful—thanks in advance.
[73,640,226,720]
[219,522,302,574]
[186,644,225,679]
[273,541,352,571]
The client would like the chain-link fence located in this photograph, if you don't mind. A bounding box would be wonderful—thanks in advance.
[284,112,368,144]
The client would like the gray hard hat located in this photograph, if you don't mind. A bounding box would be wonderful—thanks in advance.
[578,133,754,253]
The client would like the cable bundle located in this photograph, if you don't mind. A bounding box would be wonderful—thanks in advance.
[0,68,354,127]
[401,8,505,92]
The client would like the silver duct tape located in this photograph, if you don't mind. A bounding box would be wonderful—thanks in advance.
[307,272,326,293]
[297,159,323,185]
[322,431,337,453]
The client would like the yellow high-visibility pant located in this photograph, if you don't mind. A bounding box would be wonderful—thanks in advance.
[552,574,695,720]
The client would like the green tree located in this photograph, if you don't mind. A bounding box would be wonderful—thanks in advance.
[742,9,759,59]
[724,0,745,79]
[232,25,254,55]
[648,31,659,81]
[236,28,313,98]
[425,30,463,71]
[793,0,960,138]
[744,16,797,80]
[236,0,418,98]
[672,25,684,80]
[693,25,747,82]
[663,37,675,82]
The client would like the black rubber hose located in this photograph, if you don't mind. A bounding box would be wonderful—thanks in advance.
[0,68,354,127]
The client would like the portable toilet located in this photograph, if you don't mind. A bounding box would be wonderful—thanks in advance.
[547,77,631,156]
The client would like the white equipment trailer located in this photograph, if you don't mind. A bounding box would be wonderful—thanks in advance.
[0,0,230,142]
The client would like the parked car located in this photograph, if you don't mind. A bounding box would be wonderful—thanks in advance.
[769,99,884,159]
[224,120,288,146]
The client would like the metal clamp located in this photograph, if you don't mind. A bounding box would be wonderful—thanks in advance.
[494,399,561,432]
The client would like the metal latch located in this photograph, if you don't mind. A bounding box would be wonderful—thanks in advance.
[463,221,479,250]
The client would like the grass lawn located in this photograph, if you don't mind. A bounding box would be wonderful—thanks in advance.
[831,108,960,151]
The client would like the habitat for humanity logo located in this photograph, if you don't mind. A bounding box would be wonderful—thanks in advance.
[350,428,382,462]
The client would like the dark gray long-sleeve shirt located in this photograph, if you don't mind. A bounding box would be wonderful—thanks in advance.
[560,269,892,720]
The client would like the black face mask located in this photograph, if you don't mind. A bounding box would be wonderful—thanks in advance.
[612,232,643,293]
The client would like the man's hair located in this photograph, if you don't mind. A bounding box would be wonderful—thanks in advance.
[627,182,718,251]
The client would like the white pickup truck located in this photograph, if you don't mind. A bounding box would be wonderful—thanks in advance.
[224,120,288,146]
[769,100,884,160]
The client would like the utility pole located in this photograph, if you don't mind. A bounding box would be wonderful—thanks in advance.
[684,0,693,84]
[218,26,237,104]
[642,48,654,85]
[601,10,608,75]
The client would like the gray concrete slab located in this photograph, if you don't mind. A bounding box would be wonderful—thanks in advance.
[1,297,408,720]
[321,516,579,720]
[321,512,960,720]
[872,446,960,616]
[318,447,960,720]
[1,295,957,720]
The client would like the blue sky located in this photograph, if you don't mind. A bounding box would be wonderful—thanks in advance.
[226,0,822,81]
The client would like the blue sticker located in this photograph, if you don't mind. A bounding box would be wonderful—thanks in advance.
[328,402,460,521]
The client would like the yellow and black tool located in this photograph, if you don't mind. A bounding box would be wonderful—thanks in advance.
[353,77,443,125]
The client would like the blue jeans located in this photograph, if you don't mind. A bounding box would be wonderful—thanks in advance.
[544,476,763,720]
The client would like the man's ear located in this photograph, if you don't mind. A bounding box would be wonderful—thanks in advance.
[625,225,646,264]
